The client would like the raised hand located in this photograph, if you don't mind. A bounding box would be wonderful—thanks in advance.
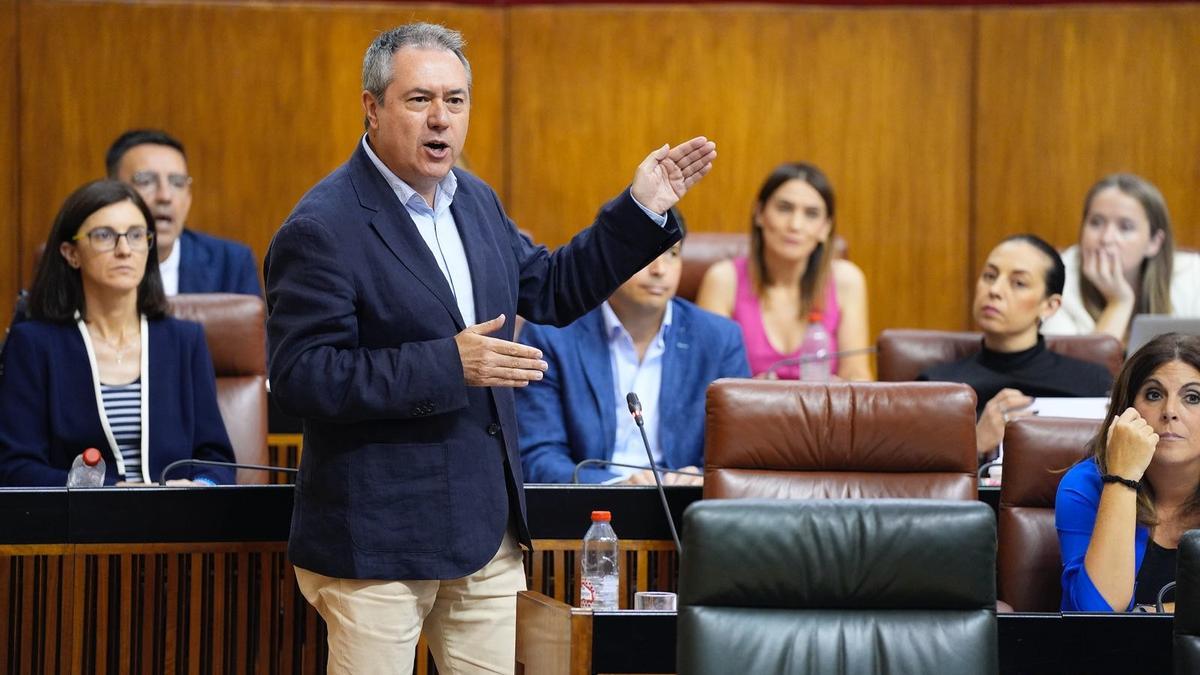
[1105,407,1159,482]
[454,314,548,387]
[1082,247,1134,304]
[629,136,717,215]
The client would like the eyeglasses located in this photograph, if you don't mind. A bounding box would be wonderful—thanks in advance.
[129,171,192,194]
[73,226,154,252]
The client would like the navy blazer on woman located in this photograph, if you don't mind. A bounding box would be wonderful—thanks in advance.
[516,298,749,483]
[0,318,236,486]
[264,143,678,581]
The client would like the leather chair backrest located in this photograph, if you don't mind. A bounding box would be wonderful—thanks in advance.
[168,294,268,484]
[704,380,978,500]
[1176,530,1200,674]
[876,329,1124,382]
[678,499,998,675]
[996,416,1097,611]
[677,232,749,302]
[676,232,848,303]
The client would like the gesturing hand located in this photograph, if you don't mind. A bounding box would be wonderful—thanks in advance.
[1081,247,1134,305]
[1105,407,1159,482]
[976,388,1034,455]
[454,314,548,387]
[629,137,718,215]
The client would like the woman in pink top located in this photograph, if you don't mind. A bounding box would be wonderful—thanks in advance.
[696,162,871,380]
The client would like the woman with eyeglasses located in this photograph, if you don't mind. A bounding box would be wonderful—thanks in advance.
[0,180,235,486]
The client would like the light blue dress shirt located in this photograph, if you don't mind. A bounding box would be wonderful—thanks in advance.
[362,136,477,325]
[602,301,673,478]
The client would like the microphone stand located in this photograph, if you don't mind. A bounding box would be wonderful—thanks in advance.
[159,459,299,485]
[627,393,682,555]
[571,459,703,485]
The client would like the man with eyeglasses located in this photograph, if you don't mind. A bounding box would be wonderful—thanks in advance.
[105,129,261,297]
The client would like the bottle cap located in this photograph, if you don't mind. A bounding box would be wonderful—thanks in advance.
[807,311,823,323]
[591,510,611,522]
[82,447,102,467]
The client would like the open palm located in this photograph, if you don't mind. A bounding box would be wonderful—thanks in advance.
[630,137,717,215]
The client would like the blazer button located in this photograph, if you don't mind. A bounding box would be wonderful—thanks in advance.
[487,423,501,436]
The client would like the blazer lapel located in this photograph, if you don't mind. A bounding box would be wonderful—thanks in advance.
[577,311,618,456]
[659,301,689,467]
[449,183,493,331]
[177,231,211,293]
[350,149,465,330]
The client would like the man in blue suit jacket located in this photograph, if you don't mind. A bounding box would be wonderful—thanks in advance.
[517,231,749,485]
[106,129,261,296]
[263,23,716,674]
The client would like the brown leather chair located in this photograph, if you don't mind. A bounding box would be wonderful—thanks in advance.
[168,293,268,484]
[997,416,1097,612]
[876,329,1124,382]
[704,380,979,500]
[677,232,749,302]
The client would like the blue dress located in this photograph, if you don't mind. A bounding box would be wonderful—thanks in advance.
[1055,458,1149,611]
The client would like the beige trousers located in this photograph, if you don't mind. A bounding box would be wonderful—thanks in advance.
[295,530,526,675]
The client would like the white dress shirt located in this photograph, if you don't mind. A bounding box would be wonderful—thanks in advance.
[603,301,673,478]
[159,234,182,296]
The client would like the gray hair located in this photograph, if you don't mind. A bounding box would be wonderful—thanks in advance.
[362,23,472,105]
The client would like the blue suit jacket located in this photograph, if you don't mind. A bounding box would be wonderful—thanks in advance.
[264,142,679,580]
[0,318,236,486]
[178,229,261,296]
[516,299,749,483]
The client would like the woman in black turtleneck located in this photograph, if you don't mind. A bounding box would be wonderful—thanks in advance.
[920,234,1114,459]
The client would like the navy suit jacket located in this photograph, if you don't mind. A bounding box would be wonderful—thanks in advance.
[516,298,749,483]
[0,318,236,486]
[264,143,679,580]
[178,229,261,296]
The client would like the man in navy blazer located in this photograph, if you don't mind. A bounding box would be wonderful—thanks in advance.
[517,228,749,485]
[263,23,716,674]
[107,129,261,296]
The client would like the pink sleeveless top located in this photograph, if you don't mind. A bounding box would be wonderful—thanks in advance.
[731,256,841,379]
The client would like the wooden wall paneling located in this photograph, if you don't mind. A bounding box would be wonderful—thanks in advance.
[974,6,1200,273]
[18,1,506,290]
[507,6,975,333]
[0,0,16,329]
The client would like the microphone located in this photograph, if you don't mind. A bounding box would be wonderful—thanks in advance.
[159,458,299,485]
[571,458,703,484]
[763,346,877,378]
[626,392,682,555]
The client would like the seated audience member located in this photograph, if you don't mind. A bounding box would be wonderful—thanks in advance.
[0,180,236,486]
[695,162,870,380]
[920,235,1113,459]
[1056,333,1200,612]
[1042,173,1200,341]
[106,129,261,296]
[517,217,750,484]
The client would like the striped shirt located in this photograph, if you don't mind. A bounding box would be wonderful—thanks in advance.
[100,379,142,483]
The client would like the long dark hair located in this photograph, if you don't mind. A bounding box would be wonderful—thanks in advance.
[1089,333,1200,527]
[28,180,168,322]
[749,162,835,317]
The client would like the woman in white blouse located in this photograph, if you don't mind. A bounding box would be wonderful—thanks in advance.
[1042,173,1200,342]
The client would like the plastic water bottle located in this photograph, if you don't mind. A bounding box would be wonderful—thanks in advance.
[67,447,106,487]
[800,311,832,381]
[580,510,619,610]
